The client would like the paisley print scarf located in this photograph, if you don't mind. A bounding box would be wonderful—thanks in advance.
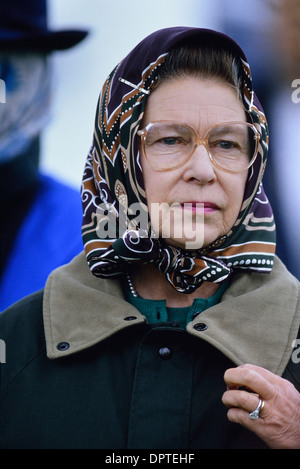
[81,27,276,294]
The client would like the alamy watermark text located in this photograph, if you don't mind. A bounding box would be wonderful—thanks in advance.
[96,201,205,250]
[291,79,300,103]
[0,339,6,363]
[0,78,6,103]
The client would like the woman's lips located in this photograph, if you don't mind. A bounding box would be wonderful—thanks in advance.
[180,201,219,213]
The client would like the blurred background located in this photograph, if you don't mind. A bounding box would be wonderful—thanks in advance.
[42,0,300,279]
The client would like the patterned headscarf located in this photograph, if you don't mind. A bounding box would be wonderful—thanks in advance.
[81,27,276,294]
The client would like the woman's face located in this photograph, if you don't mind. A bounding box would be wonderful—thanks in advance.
[140,76,249,250]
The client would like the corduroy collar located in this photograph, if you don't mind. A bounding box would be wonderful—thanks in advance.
[43,252,300,376]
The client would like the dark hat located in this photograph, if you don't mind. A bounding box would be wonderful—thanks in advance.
[0,0,88,52]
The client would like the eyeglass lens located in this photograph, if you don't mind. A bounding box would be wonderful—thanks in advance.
[143,122,257,172]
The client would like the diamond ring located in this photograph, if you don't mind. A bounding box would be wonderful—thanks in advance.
[249,398,265,420]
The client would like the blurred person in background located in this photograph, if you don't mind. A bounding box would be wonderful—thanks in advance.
[218,0,300,280]
[0,0,88,311]
[269,0,300,280]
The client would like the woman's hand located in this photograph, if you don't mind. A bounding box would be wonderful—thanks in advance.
[222,364,300,449]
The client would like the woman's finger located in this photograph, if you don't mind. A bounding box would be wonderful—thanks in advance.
[222,389,267,417]
[224,364,275,400]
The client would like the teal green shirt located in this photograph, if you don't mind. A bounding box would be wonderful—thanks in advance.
[125,281,228,328]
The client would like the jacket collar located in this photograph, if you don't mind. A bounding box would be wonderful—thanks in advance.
[43,252,146,359]
[43,252,300,376]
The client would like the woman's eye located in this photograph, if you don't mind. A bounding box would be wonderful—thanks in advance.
[162,137,179,145]
[212,140,240,151]
[219,140,235,149]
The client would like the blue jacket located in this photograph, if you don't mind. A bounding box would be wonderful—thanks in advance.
[0,173,83,311]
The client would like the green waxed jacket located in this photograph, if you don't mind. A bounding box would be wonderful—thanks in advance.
[0,252,299,449]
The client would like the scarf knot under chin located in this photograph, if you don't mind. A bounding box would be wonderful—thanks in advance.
[157,247,232,294]
[98,229,233,294]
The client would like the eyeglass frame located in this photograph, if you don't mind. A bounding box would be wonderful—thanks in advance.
[137,120,260,174]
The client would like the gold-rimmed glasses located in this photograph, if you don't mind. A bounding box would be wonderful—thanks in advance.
[138,121,260,173]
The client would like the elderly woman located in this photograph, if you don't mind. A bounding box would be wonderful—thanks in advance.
[0,27,299,450]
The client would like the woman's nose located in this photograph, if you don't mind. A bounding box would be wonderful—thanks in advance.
[183,143,217,183]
